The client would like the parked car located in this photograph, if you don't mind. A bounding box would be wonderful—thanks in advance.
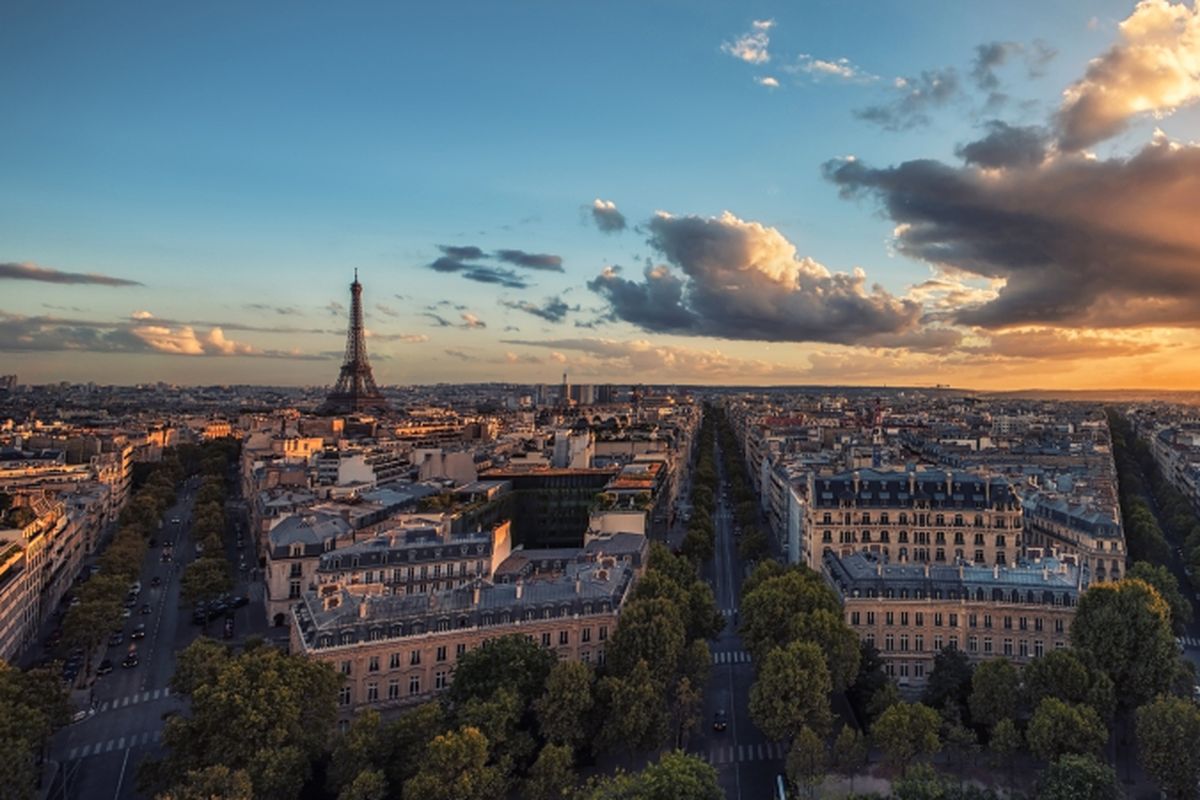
[108,632,124,647]
[131,624,146,640]
[230,595,250,609]
[150,576,161,587]
[97,659,113,676]
[121,608,132,619]
[141,603,153,615]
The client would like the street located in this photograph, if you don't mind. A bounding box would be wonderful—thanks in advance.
[690,443,784,800]
[44,478,265,800]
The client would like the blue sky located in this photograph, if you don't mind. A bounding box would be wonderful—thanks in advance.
[4,1,1200,388]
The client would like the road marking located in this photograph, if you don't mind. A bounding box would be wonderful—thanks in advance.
[81,744,91,757]
[68,747,78,760]
[737,744,745,761]
[105,739,115,753]
[117,736,125,749]
[142,691,150,702]
[99,701,109,712]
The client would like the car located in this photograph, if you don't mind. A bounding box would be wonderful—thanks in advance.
[129,581,142,594]
[124,596,138,608]
[71,708,91,723]
[108,632,124,647]
[131,624,146,640]
[97,659,113,676]
[161,551,172,562]
[713,710,728,732]
[121,608,132,619]
[122,653,139,669]
[230,595,250,609]
[172,517,181,525]
[161,540,173,548]
[69,595,81,607]
[141,603,153,615]
[150,576,161,587]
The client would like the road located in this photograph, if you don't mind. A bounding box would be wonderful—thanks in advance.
[690,443,784,800]
[44,476,265,800]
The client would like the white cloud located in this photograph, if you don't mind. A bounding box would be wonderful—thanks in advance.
[787,54,877,82]
[130,310,155,320]
[722,19,774,64]
[756,76,780,88]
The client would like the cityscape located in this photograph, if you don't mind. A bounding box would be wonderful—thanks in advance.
[5,2,1200,800]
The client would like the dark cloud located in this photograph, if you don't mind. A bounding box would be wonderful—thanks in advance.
[1026,39,1057,77]
[326,301,346,317]
[422,312,453,327]
[0,261,143,287]
[956,121,1048,169]
[374,303,400,318]
[426,257,530,289]
[245,303,300,316]
[589,199,627,233]
[588,212,923,345]
[494,249,564,271]
[443,349,477,361]
[970,42,1021,91]
[501,296,577,323]
[854,68,960,131]
[823,137,1200,329]
[437,245,486,261]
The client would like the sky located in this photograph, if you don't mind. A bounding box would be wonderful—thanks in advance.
[4,0,1200,390]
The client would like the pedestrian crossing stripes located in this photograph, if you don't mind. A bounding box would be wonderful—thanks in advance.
[698,741,787,765]
[720,609,738,617]
[711,650,751,665]
[96,687,171,713]
[67,730,162,760]
[1179,636,1200,649]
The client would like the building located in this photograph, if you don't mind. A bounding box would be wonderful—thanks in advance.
[825,550,1081,690]
[290,544,640,718]
[804,468,1023,569]
[320,271,389,415]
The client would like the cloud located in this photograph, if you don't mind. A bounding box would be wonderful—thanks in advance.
[460,312,487,329]
[1057,0,1200,151]
[422,312,453,327]
[443,349,476,361]
[438,245,486,261]
[245,303,300,315]
[501,296,576,323]
[756,76,780,88]
[375,303,401,318]
[823,135,1200,329]
[428,258,531,289]
[722,19,774,65]
[590,199,627,233]
[956,121,1049,168]
[0,311,326,359]
[855,68,960,130]
[129,310,335,336]
[970,41,1023,91]
[588,211,923,346]
[494,249,564,271]
[366,330,429,343]
[974,327,1163,360]
[0,261,143,287]
[786,55,877,83]
[504,351,542,364]
[326,301,346,317]
[130,310,155,321]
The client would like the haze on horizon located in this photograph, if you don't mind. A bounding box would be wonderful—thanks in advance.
[4,0,1200,391]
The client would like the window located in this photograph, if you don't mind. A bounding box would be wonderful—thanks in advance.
[368,656,379,672]
[387,679,399,700]
[866,611,876,626]
[1003,616,1012,630]
[366,682,378,702]
[410,650,421,666]
[969,614,977,629]
[290,562,302,578]
[338,686,351,706]
[597,650,606,666]
[968,636,978,653]
[541,632,551,647]
[599,625,608,641]
[984,614,993,629]
[1035,618,1044,632]
[389,653,400,669]
[900,612,909,626]
[1034,640,1045,658]
[1019,616,1028,631]
[408,675,420,695]
[582,627,592,642]
[886,612,895,626]
[934,613,943,627]
[915,635,924,652]
[1054,619,1065,634]
[899,635,909,652]
[949,613,958,627]
[933,635,944,652]
[559,631,569,646]
[289,580,301,599]
[850,612,861,626]
[983,637,993,655]
[884,634,894,651]
[435,670,448,690]
[436,646,447,662]
[456,643,466,658]
[340,660,352,676]
[914,662,925,678]
[1003,638,1013,656]
[1019,640,1029,658]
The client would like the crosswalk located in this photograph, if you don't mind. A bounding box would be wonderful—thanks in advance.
[712,650,752,665]
[67,729,162,760]
[96,687,172,713]
[720,608,737,618]
[698,741,787,765]
[1178,636,1200,649]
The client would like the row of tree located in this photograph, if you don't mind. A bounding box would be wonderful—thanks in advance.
[679,404,717,563]
[180,442,240,611]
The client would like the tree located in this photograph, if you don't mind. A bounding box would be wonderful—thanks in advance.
[871,702,941,775]
[338,769,387,800]
[402,726,504,800]
[534,660,594,751]
[1136,694,1200,800]
[1026,698,1106,763]
[680,528,714,563]
[922,646,974,713]
[968,658,1018,730]
[942,721,979,784]
[327,710,385,797]
[847,642,890,724]
[523,743,575,800]
[575,750,722,800]
[0,662,70,800]
[181,557,231,607]
[832,725,868,793]
[988,717,1022,777]
[380,702,447,790]
[1128,561,1194,632]
[749,641,833,741]
[607,597,686,684]
[139,643,340,800]
[597,659,668,755]
[155,766,253,800]
[448,634,556,711]
[457,687,534,782]
[671,677,704,749]
[786,726,827,800]
[170,637,230,696]
[1071,578,1177,710]
[1036,754,1120,800]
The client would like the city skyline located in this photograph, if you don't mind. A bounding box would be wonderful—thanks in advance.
[4,0,1200,390]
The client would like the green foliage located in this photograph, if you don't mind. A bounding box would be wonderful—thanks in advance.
[832,725,868,792]
[338,769,387,800]
[967,658,1019,730]
[891,763,1000,800]
[988,717,1022,772]
[401,726,504,800]
[922,647,974,714]
[1036,754,1120,800]
[523,743,576,800]
[534,660,594,751]
[1128,561,1194,632]
[847,642,891,725]
[457,687,535,782]
[1071,577,1178,710]
[871,702,941,775]
[379,702,447,790]
[447,634,556,711]
[749,641,833,740]
[1021,648,1114,722]
[597,659,668,755]
[141,641,340,800]
[0,661,70,800]
[155,765,253,800]
[181,557,232,607]
[608,596,687,683]
[326,710,386,798]
[1136,694,1200,800]
[1026,697,1107,762]
[786,726,827,800]
[575,750,722,800]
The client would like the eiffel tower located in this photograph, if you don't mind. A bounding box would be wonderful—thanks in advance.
[320,270,389,415]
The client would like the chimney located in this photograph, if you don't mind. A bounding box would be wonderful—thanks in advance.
[945,471,953,495]
[574,576,582,594]
[993,565,999,579]
[908,471,916,495]
[358,600,369,619]
[515,580,523,600]
[1042,566,1049,581]
[472,583,481,606]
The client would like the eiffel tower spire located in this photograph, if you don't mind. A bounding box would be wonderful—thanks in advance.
[320,272,388,415]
